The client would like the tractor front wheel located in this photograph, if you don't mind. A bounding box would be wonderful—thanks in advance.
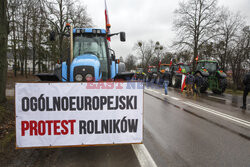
[200,77,208,93]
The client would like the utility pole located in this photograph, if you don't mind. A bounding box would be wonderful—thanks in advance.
[0,0,8,102]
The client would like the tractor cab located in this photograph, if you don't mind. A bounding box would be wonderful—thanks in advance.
[67,28,128,82]
[171,63,190,74]
[159,64,170,73]
[196,60,218,74]
[136,68,144,73]
[68,28,111,82]
[148,66,157,73]
[36,27,134,82]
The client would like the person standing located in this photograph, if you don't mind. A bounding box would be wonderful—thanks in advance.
[241,71,250,110]
[194,73,202,96]
[186,73,194,96]
[163,68,170,95]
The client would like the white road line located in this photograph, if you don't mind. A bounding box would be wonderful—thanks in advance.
[208,95,226,101]
[132,144,157,167]
[170,97,180,100]
[183,101,250,128]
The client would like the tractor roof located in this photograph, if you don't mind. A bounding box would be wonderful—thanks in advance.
[73,28,106,34]
[198,60,217,63]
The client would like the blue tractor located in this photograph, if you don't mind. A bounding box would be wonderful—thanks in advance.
[36,26,134,82]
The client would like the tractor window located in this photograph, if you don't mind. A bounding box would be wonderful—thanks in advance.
[173,65,178,71]
[73,35,108,80]
[151,68,157,72]
[136,68,143,73]
[204,62,217,73]
[160,65,169,71]
[196,62,204,70]
[180,65,191,73]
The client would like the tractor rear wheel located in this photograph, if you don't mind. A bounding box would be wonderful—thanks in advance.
[212,78,227,94]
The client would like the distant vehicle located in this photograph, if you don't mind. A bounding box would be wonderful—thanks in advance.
[145,66,158,82]
[195,60,227,94]
[169,63,191,88]
[134,68,145,80]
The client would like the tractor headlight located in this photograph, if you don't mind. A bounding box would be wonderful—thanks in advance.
[75,74,83,81]
[85,74,93,81]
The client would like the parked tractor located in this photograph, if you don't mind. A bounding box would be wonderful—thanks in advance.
[195,60,227,94]
[134,68,145,80]
[36,26,134,82]
[169,63,191,88]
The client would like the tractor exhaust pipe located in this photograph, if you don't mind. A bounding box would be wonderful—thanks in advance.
[66,23,73,81]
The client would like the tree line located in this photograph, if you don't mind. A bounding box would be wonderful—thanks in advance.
[7,0,92,77]
[125,0,249,90]
[0,0,92,102]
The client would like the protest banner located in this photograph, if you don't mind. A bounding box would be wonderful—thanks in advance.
[15,82,143,148]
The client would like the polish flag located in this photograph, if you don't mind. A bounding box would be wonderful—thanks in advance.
[170,58,173,66]
[159,59,162,67]
[181,74,186,92]
[104,0,111,41]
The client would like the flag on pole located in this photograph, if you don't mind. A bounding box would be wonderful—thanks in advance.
[159,59,162,67]
[181,74,186,92]
[170,58,173,66]
[104,0,111,41]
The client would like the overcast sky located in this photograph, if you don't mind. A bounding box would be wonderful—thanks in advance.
[83,0,250,59]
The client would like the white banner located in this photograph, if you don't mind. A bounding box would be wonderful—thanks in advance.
[15,82,143,148]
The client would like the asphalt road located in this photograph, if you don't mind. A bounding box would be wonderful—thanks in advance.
[143,86,250,167]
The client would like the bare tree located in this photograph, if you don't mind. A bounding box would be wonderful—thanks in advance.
[215,8,244,71]
[229,27,250,89]
[0,0,8,102]
[154,41,163,70]
[133,40,158,71]
[134,41,146,69]
[125,54,137,71]
[45,0,92,62]
[173,0,219,70]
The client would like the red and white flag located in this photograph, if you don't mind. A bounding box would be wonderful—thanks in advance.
[159,59,162,67]
[181,74,186,92]
[104,0,111,41]
[170,58,173,66]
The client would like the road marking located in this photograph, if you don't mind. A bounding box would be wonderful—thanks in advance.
[169,97,180,100]
[132,144,157,167]
[208,95,226,101]
[183,101,250,128]
[152,90,159,94]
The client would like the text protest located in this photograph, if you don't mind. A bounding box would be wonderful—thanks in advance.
[15,82,143,148]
